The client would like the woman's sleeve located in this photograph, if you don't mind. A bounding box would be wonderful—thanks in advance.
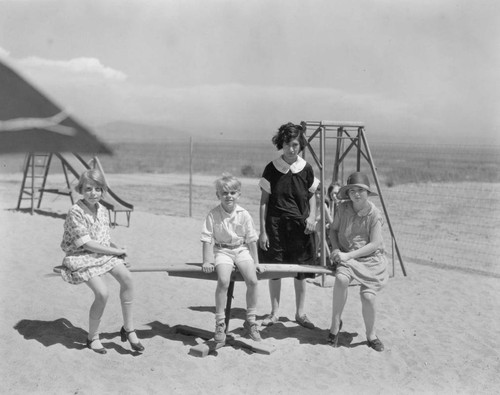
[370,208,385,230]
[258,163,271,194]
[308,177,320,193]
[64,208,91,247]
[306,165,320,193]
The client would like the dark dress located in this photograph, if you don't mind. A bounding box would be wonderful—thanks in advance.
[259,156,319,278]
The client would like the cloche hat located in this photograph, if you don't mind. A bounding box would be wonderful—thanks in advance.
[337,172,378,200]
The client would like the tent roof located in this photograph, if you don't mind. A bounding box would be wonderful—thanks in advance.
[0,60,111,154]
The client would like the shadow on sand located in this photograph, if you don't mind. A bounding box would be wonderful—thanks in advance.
[7,208,67,220]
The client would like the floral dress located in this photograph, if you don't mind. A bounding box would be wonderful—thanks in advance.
[332,200,388,293]
[60,200,122,284]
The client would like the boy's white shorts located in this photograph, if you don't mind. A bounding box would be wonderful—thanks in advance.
[214,246,253,267]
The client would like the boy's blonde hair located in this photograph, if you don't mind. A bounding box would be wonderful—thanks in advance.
[215,172,241,195]
[76,169,108,195]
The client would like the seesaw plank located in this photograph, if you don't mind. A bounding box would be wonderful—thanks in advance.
[53,263,333,281]
[129,263,333,281]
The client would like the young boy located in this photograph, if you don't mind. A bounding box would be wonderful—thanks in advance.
[201,173,263,343]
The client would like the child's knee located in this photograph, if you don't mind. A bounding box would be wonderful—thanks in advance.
[335,273,350,288]
[246,278,258,289]
[94,289,109,303]
[217,277,230,290]
[361,291,376,303]
[121,271,134,288]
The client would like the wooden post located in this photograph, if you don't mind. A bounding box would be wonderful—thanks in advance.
[356,128,361,171]
[17,153,31,211]
[189,136,193,217]
[30,153,35,215]
[37,153,53,209]
[359,129,407,276]
[224,281,235,331]
[319,125,327,286]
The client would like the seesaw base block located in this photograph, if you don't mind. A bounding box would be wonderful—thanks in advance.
[175,325,276,357]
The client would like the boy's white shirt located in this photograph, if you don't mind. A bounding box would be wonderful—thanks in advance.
[258,155,320,194]
[201,204,258,245]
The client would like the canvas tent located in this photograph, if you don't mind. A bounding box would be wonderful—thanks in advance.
[0,59,110,154]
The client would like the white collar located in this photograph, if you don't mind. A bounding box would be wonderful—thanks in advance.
[78,199,99,216]
[272,155,306,174]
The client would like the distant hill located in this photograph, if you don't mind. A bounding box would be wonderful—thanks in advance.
[93,120,495,146]
[95,121,188,143]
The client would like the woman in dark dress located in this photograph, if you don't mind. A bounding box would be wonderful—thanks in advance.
[258,122,319,329]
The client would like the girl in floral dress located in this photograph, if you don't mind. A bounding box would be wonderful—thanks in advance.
[60,169,144,354]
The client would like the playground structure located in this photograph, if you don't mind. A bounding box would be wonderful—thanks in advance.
[16,152,133,226]
[301,120,406,277]
[47,119,405,357]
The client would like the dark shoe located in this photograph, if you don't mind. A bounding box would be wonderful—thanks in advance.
[327,320,343,347]
[120,326,145,352]
[87,338,107,354]
[262,314,278,327]
[367,337,384,352]
[295,314,315,329]
[214,321,226,343]
[243,321,262,342]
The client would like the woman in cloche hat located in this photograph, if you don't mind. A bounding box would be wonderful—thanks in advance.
[327,171,388,352]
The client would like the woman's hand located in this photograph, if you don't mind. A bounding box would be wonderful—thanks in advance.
[255,263,265,273]
[259,233,269,251]
[337,251,351,262]
[202,262,215,273]
[304,217,316,234]
[330,249,350,264]
[330,249,341,264]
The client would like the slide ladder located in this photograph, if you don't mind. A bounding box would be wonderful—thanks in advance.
[16,152,133,226]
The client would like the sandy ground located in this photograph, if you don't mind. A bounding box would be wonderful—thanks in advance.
[1,174,499,395]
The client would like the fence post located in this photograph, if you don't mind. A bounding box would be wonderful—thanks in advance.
[189,136,193,217]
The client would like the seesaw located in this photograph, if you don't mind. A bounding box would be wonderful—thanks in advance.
[133,263,333,356]
[52,263,334,357]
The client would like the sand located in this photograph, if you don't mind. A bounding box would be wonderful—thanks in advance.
[1,173,499,395]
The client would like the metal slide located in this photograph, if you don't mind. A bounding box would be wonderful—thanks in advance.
[55,152,133,225]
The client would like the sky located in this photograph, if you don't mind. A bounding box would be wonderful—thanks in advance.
[0,0,499,144]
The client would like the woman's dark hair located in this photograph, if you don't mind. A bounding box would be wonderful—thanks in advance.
[271,122,308,151]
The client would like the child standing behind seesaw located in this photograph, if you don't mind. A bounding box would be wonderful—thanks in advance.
[60,169,144,354]
[201,173,263,343]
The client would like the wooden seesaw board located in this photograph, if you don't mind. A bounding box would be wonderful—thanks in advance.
[53,263,334,279]
[127,262,334,280]
[128,263,333,357]
[52,263,334,357]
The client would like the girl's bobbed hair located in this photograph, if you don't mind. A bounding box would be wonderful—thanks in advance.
[271,122,308,151]
[76,169,108,195]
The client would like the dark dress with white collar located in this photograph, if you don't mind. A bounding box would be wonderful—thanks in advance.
[259,156,319,276]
